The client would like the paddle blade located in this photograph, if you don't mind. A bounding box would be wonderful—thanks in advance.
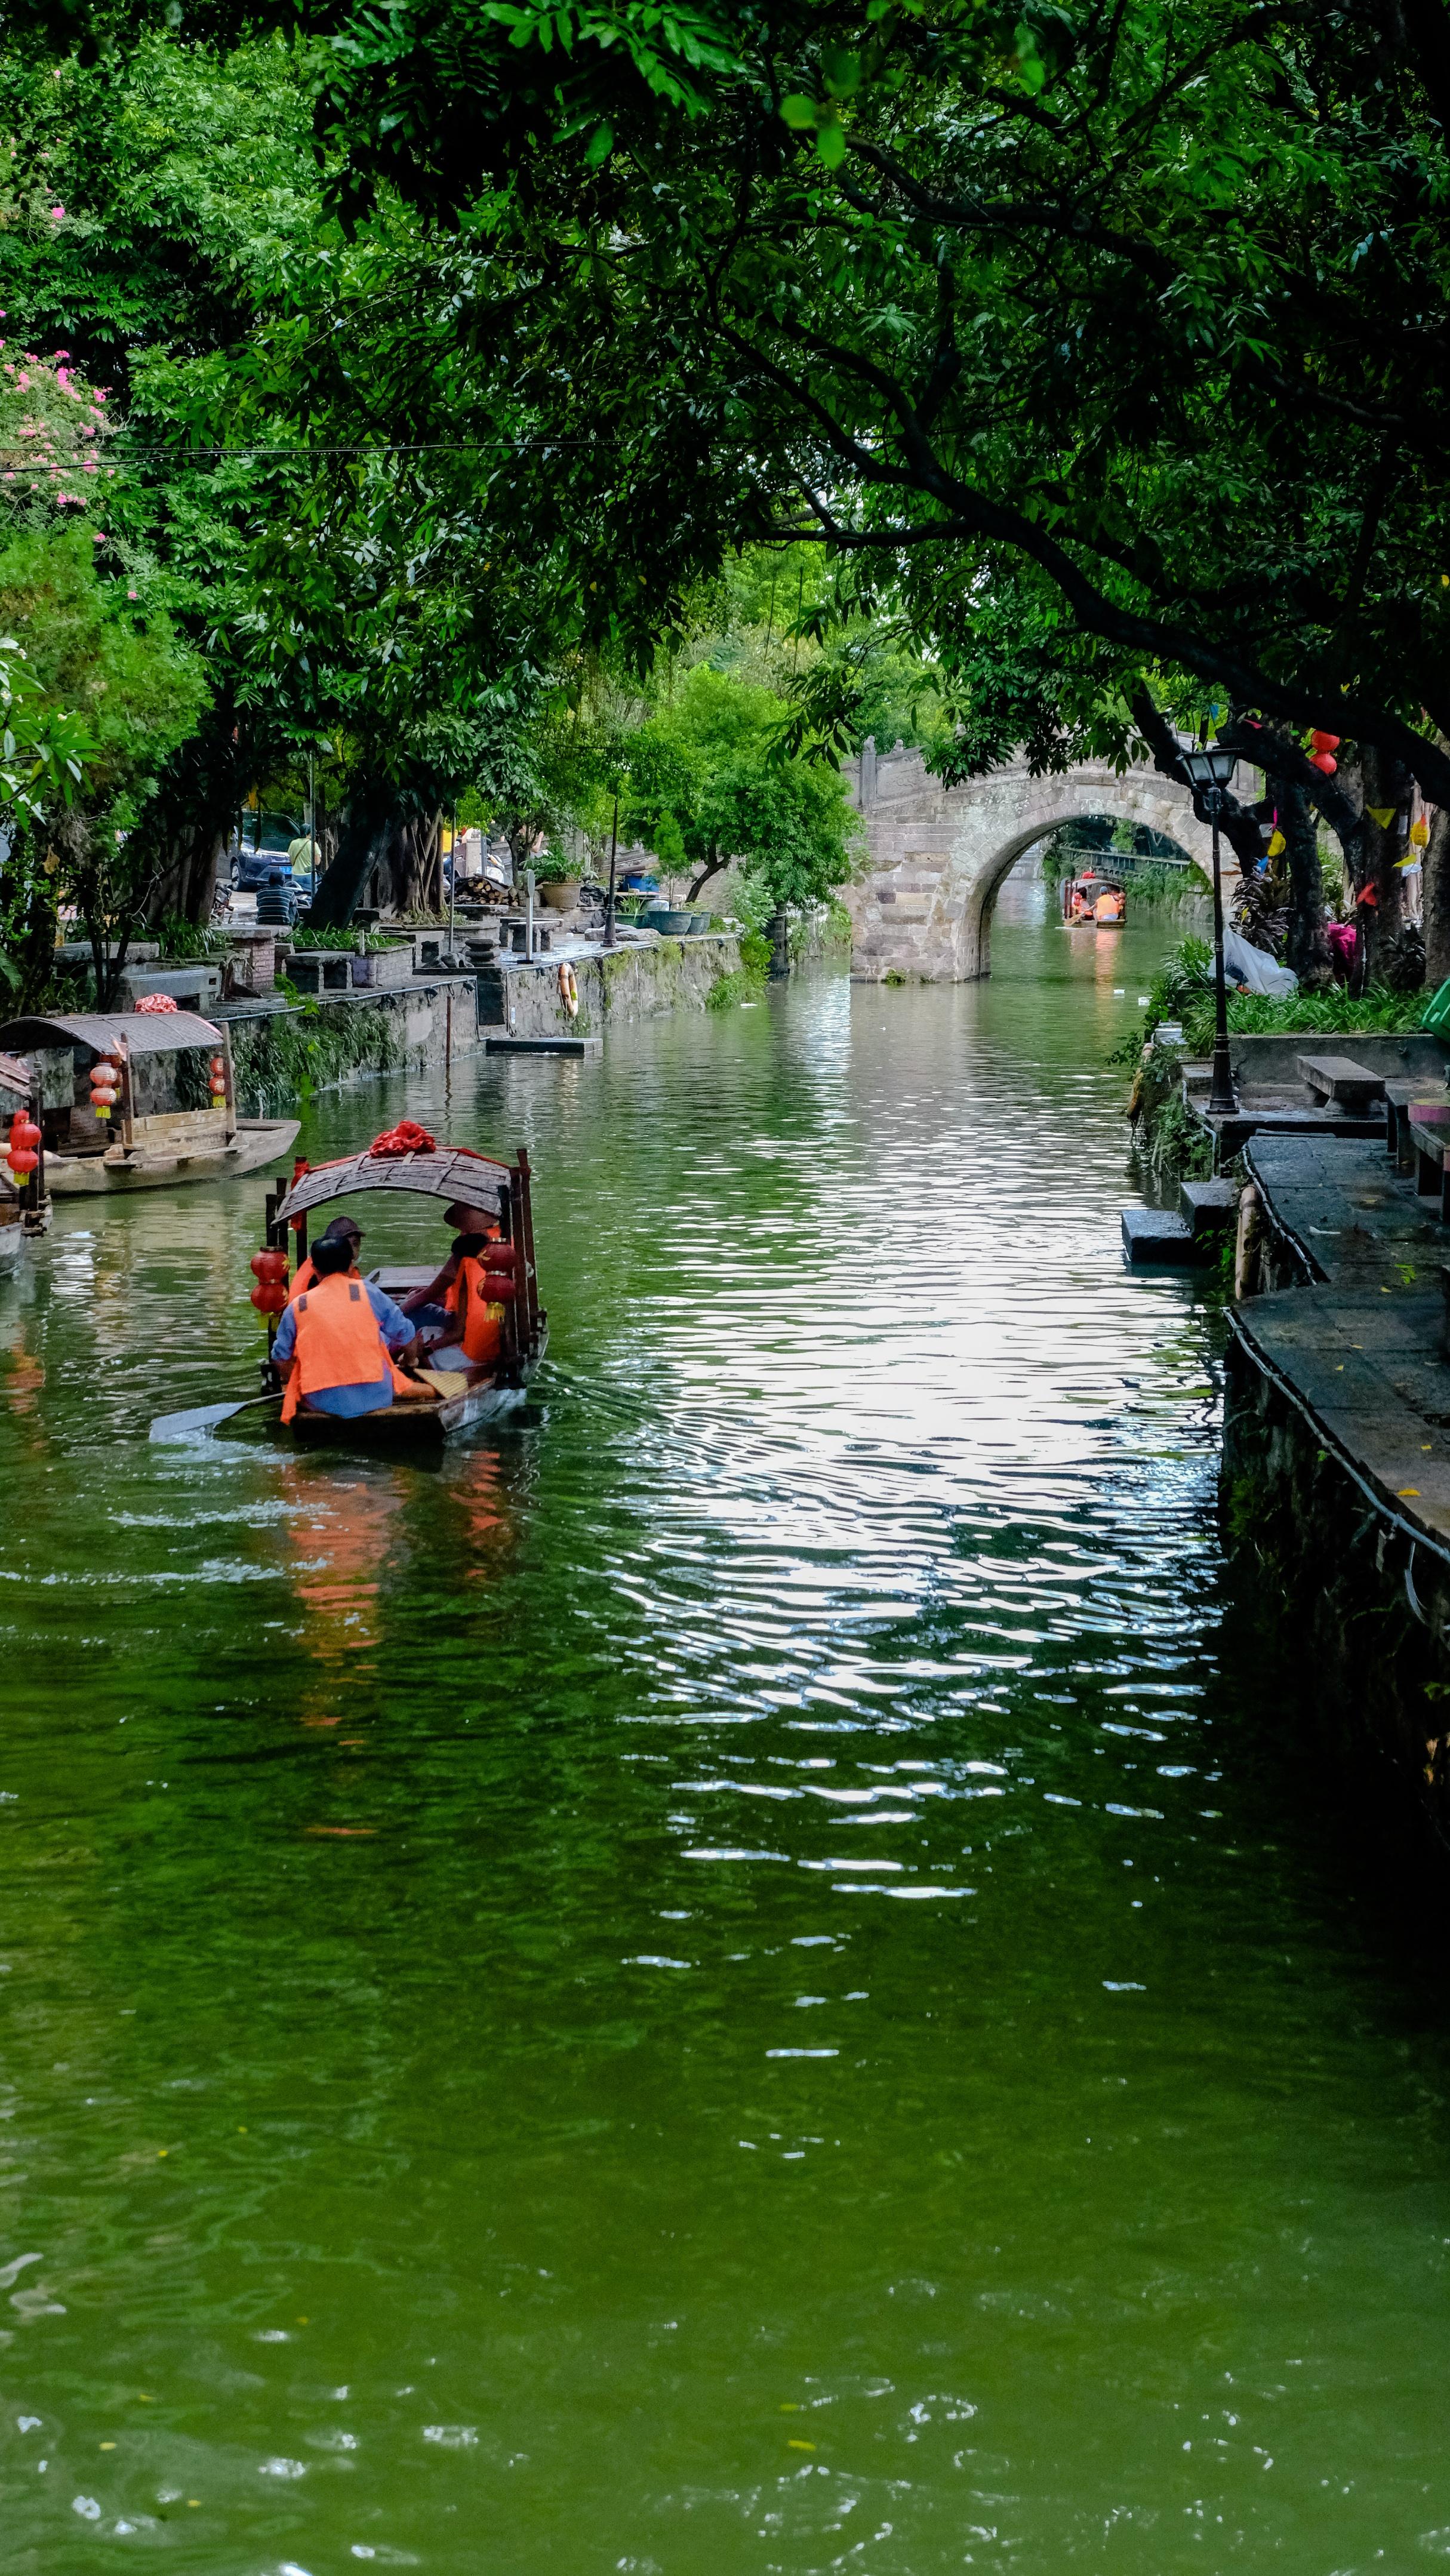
[149,1398,252,1442]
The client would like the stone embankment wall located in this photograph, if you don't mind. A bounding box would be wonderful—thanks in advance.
[223,939,745,1110]
[480,935,743,1040]
[1221,1335,1450,1850]
[841,740,1246,983]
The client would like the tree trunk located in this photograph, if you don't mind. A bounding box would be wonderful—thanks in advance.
[370,807,441,914]
[1425,804,1450,990]
[1279,775,1333,989]
[308,780,398,929]
[136,700,255,928]
[1357,741,1413,983]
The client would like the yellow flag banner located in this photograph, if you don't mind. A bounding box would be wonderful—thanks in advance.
[1365,805,1397,827]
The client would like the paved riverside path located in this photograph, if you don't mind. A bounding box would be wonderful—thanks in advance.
[1237,1134,1450,1545]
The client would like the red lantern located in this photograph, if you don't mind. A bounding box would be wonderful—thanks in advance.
[209,1055,226,1078]
[250,1248,289,1284]
[249,1282,288,1315]
[7,1112,39,1174]
[1310,731,1341,754]
[90,1055,121,1120]
[1311,753,1338,775]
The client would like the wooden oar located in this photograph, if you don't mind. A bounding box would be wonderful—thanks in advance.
[149,1391,281,1442]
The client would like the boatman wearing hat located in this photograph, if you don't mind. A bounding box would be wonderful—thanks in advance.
[273,1235,424,1419]
[288,1213,365,1301]
[399,1199,501,1334]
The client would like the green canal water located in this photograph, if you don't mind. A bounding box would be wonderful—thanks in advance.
[2,913,1449,2574]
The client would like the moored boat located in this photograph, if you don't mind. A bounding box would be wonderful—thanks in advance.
[0,1008,299,1196]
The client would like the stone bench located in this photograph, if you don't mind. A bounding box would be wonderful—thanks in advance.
[1386,1081,1450,1173]
[1297,1052,1388,1114]
[1409,1110,1450,1220]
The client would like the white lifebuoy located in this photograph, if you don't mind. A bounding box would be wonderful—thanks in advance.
[559,961,580,1020]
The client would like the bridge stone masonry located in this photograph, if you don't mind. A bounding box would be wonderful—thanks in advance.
[842,738,1252,982]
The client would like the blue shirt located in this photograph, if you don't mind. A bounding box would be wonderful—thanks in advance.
[273,1278,414,1416]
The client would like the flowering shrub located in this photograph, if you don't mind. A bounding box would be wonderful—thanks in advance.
[0,336,113,522]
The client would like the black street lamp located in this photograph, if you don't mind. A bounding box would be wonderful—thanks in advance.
[1178,737,1240,1119]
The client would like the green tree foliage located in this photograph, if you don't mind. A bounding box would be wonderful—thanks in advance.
[194,0,1450,817]
[0,36,588,926]
[0,519,208,1002]
[621,664,859,906]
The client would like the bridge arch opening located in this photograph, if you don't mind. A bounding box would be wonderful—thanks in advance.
[959,798,1217,980]
[990,814,1205,930]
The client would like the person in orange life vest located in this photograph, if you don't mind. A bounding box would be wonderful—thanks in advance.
[417,1232,507,1372]
[273,1235,424,1420]
[289,1214,364,1302]
[400,1199,501,1334]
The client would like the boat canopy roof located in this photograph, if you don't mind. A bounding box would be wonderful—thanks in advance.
[0,1009,223,1058]
[0,1051,32,1096]
[281,1146,510,1220]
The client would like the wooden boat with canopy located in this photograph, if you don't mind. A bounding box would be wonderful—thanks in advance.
[0,1008,299,1194]
[1062,872,1127,928]
[238,1129,546,1449]
[0,1048,37,1272]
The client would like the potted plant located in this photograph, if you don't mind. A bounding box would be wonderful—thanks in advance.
[532,850,582,913]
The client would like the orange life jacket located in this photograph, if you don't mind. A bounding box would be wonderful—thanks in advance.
[288,1253,359,1305]
[455,1254,505,1368]
[280,1272,414,1421]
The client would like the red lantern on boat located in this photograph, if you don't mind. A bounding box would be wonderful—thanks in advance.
[1310,752,1338,774]
[250,1281,289,1314]
[208,1051,227,1102]
[6,1112,39,1175]
[1310,731,1341,754]
[250,1248,289,1284]
[89,1052,122,1120]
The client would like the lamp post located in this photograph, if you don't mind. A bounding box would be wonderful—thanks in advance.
[602,790,620,952]
[1178,737,1240,1119]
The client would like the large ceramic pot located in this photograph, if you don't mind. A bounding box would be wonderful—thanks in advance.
[644,907,694,935]
[538,878,581,912]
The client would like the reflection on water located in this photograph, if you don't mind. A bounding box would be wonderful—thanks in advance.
[0,920,1447,2573]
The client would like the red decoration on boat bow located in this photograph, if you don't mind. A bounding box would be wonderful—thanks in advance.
[367,1119,437,1158]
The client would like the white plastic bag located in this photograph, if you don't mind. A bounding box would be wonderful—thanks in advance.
[1223,926,1298,996]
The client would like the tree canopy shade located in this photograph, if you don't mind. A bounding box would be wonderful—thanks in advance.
[129,0,1450,812]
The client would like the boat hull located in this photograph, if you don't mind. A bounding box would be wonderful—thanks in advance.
[279,1327,548,1455]
[45,1118,301,1195]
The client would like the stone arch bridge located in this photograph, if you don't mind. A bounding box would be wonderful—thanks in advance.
[843,741,1253,981]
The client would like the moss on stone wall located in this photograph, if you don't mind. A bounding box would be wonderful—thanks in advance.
[1126,1045,1215,1186]
[230,1000,405,1116]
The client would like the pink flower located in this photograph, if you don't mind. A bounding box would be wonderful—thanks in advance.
[127,587,137,599]
[82,459,98,474]
[91,528,104,540]
[54,348,68,359]
[48,205,64,222]
[16,370,29,389]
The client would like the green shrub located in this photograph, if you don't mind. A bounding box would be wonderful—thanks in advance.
[1183,980,1426,1052]
[155,916,232,959]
